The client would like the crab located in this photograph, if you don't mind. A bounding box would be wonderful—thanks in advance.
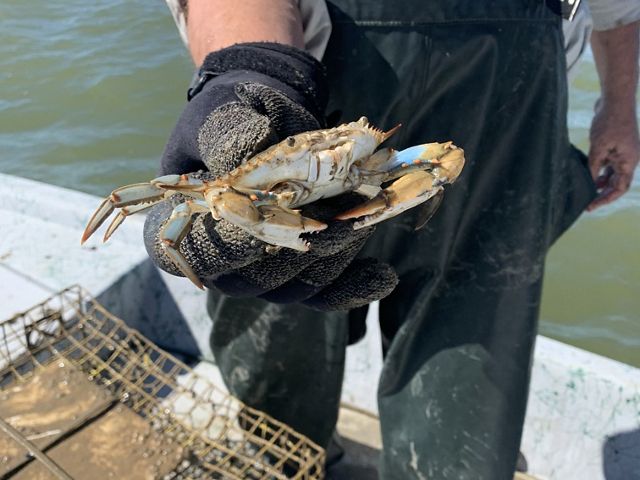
[81,117,465,288]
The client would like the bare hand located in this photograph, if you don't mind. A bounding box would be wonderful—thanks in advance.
[587,100,640,211]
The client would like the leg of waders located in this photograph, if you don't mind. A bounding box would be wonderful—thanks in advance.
[207,290,349,448]
[319,4,596,477]
[364,24,594,479]
[375,250,544,480]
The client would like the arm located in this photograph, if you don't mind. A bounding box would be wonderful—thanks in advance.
[587,20,640,211]
[144,1,398,309]
[184,0,305,65]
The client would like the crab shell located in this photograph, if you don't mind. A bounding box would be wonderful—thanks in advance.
[206,116,402,208]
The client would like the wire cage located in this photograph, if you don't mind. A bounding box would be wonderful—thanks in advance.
[0,286,325,479]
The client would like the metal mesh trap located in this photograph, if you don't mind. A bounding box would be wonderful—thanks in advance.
[0,286,325,479]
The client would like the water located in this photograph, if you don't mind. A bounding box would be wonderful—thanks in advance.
[1,1,638,366]
[0,0,191,192]
[542,49,640,368]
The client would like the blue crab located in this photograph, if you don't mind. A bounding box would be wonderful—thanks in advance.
[81,117,464,288]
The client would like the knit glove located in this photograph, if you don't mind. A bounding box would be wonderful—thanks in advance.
[144,43,398,310]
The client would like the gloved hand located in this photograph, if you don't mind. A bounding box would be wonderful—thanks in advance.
[143,43,398,311]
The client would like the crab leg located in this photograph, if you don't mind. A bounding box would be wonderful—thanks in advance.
[81,174,208,245]
[335,170,444,230]
[81,183,168,244]
[81,197,115,244]
[102,202,157,242]
[152,174,206,191]
[159,200,210,289]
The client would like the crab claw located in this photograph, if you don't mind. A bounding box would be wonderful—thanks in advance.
[368,142,464,180]
[258,206,328,251]
[210,191,327,252]
[430,142,465,184]
[335,170,443,230]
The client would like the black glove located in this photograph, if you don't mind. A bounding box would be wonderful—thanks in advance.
[144,43,398,311]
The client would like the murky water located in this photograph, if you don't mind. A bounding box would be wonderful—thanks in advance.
[1,1,638,366]
[543,49,640,367]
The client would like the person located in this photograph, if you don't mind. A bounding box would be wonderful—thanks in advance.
[145,0,639,478]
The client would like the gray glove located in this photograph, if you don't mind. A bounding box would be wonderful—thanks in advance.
[144,43,398,311]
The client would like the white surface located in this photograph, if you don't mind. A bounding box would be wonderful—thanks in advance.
[523,336,640,479]
[0,173,147,315]
[341,301,384,414]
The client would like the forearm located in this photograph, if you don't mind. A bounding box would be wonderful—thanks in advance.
[586,20,640,210]
[591,21,639,113]
[183,0,305,65]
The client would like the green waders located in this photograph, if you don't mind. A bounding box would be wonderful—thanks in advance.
[207,1,597,478]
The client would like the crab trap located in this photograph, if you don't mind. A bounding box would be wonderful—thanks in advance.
[0,286,325,479]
